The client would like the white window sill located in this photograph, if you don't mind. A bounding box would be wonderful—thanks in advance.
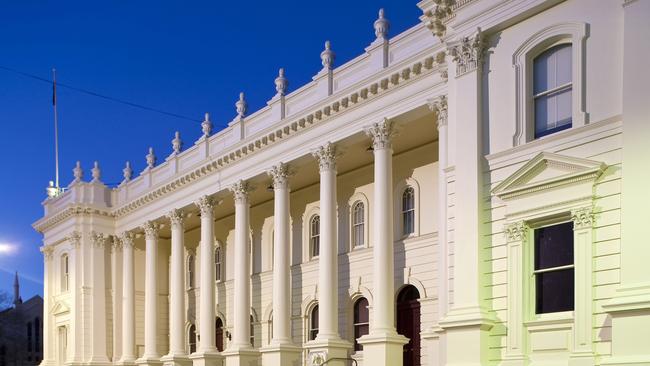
[524,311,574,330]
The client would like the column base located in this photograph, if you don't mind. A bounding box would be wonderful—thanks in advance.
[135,356,163,366]
[439,306,495,366]
[259,342,302,366]
[602,284,650,366]
[421,326,444,366]
[160,353,192,366]
[115,358,138,366]
[87,356,112,366]
[304,337,353,366]
[189,350,224,366]
[221,346,259,366]
[357,331,409,366]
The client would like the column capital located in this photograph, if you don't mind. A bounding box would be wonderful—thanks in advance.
[504,221,528,243]
[111,236,123,253]
[268,162,291,189]
[120,231,135,249]
[142,221,160,240]
[230,179,252,204]
[167,208,185,226]
[365,118,396,150]
[40,245,54,261]
[427,95,448,129]
[90,231,108,248]
[312,142,337,171]
[449,28,486,77]
[67,231,82,248]
[195,195,215,216]
[572,207,595,230]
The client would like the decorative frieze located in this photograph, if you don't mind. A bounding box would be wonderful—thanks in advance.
[194,195,215,216]
[365,118,396,150]
[504,221,528,242]
[427,95,448,129]
[312,142,337,172]
[268,162,291,189]
[230,180,251,204]
[142,221,159,240]
[572,207,595,230]
[450,29,486,77]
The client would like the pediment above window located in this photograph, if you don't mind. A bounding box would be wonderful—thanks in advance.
[51,300,70,315]
[492,152,606,201]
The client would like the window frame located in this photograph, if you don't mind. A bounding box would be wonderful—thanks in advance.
[402,187,416,237]
[353,297,370,352]
[352,201,365,248]
[187,253,196,289]
[61,254,69,293]
[188,323,197,354]
[348,193,370,251]
[512,22,588,145]
[214,246,222,283]
[309,304,319,341]
[310,215,321,259]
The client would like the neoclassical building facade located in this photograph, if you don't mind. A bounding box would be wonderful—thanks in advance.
[34,1,650,366]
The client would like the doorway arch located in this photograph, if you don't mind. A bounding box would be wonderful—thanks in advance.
[397,285,421,366]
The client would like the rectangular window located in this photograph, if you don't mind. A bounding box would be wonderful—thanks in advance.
[534,222,574,314]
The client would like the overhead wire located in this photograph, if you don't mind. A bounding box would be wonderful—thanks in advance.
[0,65,202,123]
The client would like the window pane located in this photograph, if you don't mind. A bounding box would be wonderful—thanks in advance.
[533,52,550,94]
[536,268,574,313]
[534,222,574,270]
[555,44,572,86]
[555,87,572,127]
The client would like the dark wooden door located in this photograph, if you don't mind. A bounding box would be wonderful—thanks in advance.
[397,286,421,366]
[215,318,224,351]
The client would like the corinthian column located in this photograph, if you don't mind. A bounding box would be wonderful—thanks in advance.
[89,231,110,364]
[305,143,351,366]
[137,221,161,366]
[119,232,137,365]
[358,119,408,366]
[260,164,301,366]
[190,197,223,366]
[223,181,259,366]
[162,209,191,366]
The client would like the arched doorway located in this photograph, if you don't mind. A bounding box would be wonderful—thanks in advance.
[397,285,421,366]
[215,318,224,351]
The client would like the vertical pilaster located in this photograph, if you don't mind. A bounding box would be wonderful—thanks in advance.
[603,1,650,364]
[111,238,123,363]
[191,197,223,366]
[119,233,137,365]
[39,246,54,366]
[70,231,84,365]
[89,232,110,365]
[223,181,259,366]
[357,119,408,366]
[305,143,351,366]
[137,221,162,366]
[503,222,529,366]
[163,209,192,366]
[439,29,495,366]
[261,164,301,366]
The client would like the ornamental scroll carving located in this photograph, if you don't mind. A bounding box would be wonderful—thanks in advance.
[268,162,291,189]
[365,118,396,150]
[422,0,456,39]
[40,246,54,261]
[90,231,108,248]
[230,180,251,204]
[572,207,595,230]
[67,231,82,248]
[427,95,448,129]
[142,221,159,240]
[450,29,486,77]
[120,232,135,249]
[167,208,185,227]
[504,221,528,242]
[195,196,215,216]
[312,142,337,172]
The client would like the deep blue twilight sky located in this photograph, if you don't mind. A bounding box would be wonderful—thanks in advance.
[0,1,422,301]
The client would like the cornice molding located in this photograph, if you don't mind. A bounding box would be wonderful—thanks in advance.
[33,206,114,233]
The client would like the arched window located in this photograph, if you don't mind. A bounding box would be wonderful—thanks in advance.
[188,324,197,353]
[309,305,319,341]
[61,254,69,292]
[187,254,195,288]
[310,215,320,258]
[402,187,415,236]
[268,314,273,345]
[352,201,365,248]
[250,315,255,347]
[214,247,222,282]
[353,298,369,351]
[215,318,224,352]
[533,43,573,138]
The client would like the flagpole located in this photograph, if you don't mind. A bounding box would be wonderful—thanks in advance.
[53,68,60,193]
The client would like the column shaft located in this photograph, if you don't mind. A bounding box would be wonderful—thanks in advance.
[231,183,252,348]
[168,210,187,355]
[196,197,218,353]
[121,233,137,363]
[90,232,110,363]
[143,222,160,359]
[270,164,291,343]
